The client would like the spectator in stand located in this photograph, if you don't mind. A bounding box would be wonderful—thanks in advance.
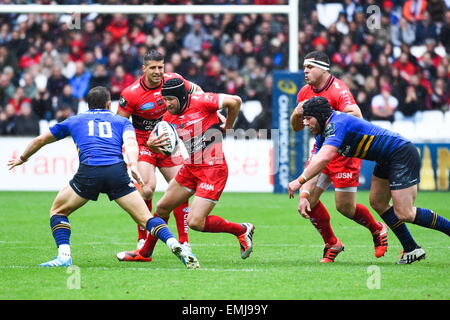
[403,0,428,23]
[392,17,416,47]
[427,0,446,23]
[0,72,16,106]
[106,14,129,44]
[47,67,69,100]
[32,87,53,121]
[391,67,409,108]
[400,85,422,118]
[110,65,134,101]
[55,84,78,122]
[0,103,17,135]
[183,20,206,54]
[419,52,438,81]
[0,45,18,74]
[371,84,398,122]
[431,78,450,112]
[18,45,41,71]
[69,61,92,100]
[89,64,110,89]
[61,53,76,80]
[440,11,450,53]
[219,42,239,71]
[9,87,31,114]
[393,52,417,82]
[20,72,37,100]
[415,11,438,45]
[410,74,432,110]
[15,101,39,136]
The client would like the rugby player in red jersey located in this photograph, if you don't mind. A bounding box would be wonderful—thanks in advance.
[290,51,388,263]
[115,50,202,262]
[137,78,255,263]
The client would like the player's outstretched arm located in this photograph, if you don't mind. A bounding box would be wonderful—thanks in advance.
[288,145,337,198]
[8,131,57,170]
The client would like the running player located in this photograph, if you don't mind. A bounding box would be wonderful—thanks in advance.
[122,78,255,262]
[7,86,198,269]
[290,51,388,262]
[288,97,450,264]
[115,50,202,262]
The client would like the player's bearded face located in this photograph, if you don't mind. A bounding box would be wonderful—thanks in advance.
[303,116,320,135]
[143,60,164,85]
[164,96,181,114]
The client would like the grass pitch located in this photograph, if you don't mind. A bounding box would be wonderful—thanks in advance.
[0,191,448,300]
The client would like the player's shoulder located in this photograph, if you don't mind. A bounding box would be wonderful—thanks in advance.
[297,84,312,99]
[121,78,142,96]
[164,72,185,81]
[330,77,351,91]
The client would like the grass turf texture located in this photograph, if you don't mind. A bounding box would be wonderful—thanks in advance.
[0,191,448,300]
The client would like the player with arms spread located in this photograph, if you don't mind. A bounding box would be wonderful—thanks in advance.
[142,78,255,262]
[116,50,202,262]
[290,51,388,263]
[288,97,450,264]
[7,87,198,268]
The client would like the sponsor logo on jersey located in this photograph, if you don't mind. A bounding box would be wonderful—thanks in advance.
[324,123,335,138]
[335,172,353,179]
[119,96,128,108]
[140,102,155,111]
[199,182,214,191]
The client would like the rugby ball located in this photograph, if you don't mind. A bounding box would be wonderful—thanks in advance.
[154,121,178,156]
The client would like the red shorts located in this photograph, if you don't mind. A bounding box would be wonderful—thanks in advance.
[137,135,182,167]
[175,163,228,201]
[322,155,361,188]
[307,150,361,188]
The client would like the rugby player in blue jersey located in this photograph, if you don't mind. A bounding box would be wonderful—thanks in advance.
[7,86,199,269]
[288,97,450,264]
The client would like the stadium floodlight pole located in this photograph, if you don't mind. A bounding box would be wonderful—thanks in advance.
[0,0,299,71]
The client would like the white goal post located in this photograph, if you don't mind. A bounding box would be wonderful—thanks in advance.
[0,0,299,71]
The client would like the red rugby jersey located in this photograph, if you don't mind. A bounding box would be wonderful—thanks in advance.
[163,92,224,166]
[297,75,356,111]
[118,73,191,138]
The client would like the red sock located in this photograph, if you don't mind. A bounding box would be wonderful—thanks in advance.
[309,201,338,245]
[137,200,153,241]
[203,215,244,236]
[173,202,189,244]
[139,213,169,258]
[353,203,382,234]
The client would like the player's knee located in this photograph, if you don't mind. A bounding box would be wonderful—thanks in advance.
[369,198,387,215]
[154,202,171,218]
[187,215,204,231]
[393,205,415,222]
[336,202,355,218]
[141,185,155,200]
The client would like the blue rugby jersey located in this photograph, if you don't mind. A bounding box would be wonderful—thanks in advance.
[49,109,135,166]
[315,112,409,163]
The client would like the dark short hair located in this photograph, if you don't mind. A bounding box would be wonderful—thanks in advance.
[86,86,111,109]
[143,49,164,64]
[304,50,331,66]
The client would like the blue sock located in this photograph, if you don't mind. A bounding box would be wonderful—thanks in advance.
[50,215,71,247]
[380,207,418,252]
[146,217,175,243]
[414,208,450,236]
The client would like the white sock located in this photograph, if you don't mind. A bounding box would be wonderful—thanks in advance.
[58,244,71,259]
[166,238,179,250]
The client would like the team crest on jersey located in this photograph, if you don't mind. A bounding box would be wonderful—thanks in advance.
[119,96,127,108]
[157,99,163,106]
[140,102,155,110]
[324,123,335,138]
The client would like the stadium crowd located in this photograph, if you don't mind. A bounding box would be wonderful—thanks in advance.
[0,0,449,136]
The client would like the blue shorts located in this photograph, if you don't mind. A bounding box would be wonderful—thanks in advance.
[373,142,421,190]
[69,162,136,201]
